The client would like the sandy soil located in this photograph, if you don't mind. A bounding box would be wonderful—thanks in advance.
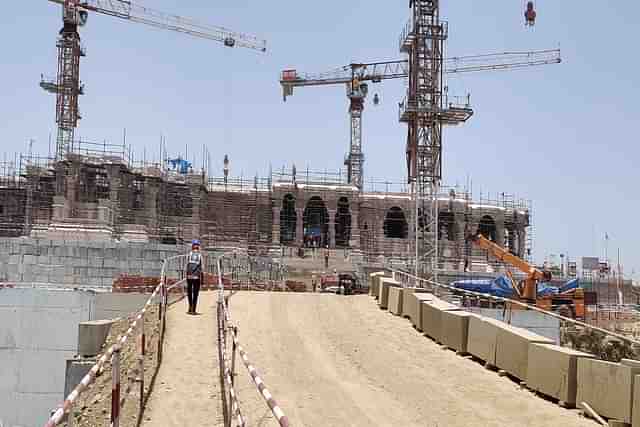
[141,292,223,427]
[227,292,596,427]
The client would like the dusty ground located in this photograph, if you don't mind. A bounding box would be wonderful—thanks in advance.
[141,292,223,427]
[228,292,597,427]
[72,304,160,427]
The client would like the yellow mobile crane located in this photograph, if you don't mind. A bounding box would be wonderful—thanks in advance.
[468,233,585,319]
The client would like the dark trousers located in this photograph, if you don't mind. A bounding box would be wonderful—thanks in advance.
[187,278,201,311]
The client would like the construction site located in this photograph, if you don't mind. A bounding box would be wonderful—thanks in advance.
[2,1,640,427]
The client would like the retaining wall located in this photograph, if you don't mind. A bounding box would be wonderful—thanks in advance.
[0,238,181,290]
[0,288,158,427]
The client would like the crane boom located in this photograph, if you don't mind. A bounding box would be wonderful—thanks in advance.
[469,232,550,301]
[279,48,560,190]
[280,49,560,99]
[47,0,267,52]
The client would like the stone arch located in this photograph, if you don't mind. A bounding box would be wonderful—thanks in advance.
[280,194,297,245]
[303,196,329,247]
[384,207,408,239]
[478,215,497,242]
[335,196,351,248]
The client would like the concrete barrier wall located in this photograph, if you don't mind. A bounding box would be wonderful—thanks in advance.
[0,288,93,427]
[370,288,640,425]
[0,238,181,290]
[495,323,554,381]
[576,358,640,423]
[408,293,434,330]
[421,301,460,343]
[378,278,399,310]
[369,272,385,297]
[527,344,593,407]
[0,288,162,427]
[441,310,474,354]
[401,288,430,319]
[388,287,403,315]
[466,307,560,343]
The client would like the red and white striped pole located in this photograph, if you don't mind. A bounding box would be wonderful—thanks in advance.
[111,347,121,427]
[231,329,289,427]
[138,310,146,414]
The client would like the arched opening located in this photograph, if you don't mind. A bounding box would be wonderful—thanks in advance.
[438,211,457,241]
[335,197,351,248]
[384,207,408,239]
[303,196,329,247]
[279,194,297,245]
[478,215,497,242]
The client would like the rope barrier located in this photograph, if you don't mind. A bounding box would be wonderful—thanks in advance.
[216,251,290,427]
[44,282,162,427]
[229,324,289,427]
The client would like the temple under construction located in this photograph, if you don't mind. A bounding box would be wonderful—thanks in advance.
[0,141,532,275]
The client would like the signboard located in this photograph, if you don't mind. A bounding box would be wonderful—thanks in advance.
[582,257,600,271]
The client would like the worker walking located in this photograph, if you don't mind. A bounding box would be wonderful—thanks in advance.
[186,239,203,315]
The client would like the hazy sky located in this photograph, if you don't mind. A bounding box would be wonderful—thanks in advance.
[1,1,638,277]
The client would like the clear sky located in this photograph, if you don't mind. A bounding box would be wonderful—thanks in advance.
[1,1,638,278]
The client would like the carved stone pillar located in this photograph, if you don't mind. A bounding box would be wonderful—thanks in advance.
[296,208,304,246]
[328,209,336,248]
[272,206,281,244]
[349,211,360,249]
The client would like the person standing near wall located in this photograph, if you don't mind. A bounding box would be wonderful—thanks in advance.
[186,239,203,315]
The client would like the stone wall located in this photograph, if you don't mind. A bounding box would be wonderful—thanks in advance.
[0,238,181,289]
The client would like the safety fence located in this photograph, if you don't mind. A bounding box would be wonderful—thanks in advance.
[43,254,189,427]
[215,251,290,427]
[390,269,640,361]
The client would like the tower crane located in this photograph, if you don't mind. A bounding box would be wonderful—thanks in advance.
[279,49,560,191]
[41,0,267,161]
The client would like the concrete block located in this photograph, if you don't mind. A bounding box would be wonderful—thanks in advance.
[577,358,640,423]
[88,247,103,259]
[103,258,117,268]
[65,358,96,398]
[467,315,505,365]
[388,286,404,315]
[369,272,385,296]
[371,273,388,299]
[378,278,400,310]
[633,375,640,427]
[526,343,593,407]
[441,310,474,353]
[22,254,36,264]
[421,300,460,342]
[495,323,553,381]
[408,293,434,329]
[400,287,429,318]
[78,319,114,357]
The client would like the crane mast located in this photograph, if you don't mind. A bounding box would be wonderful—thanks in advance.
[280,49,560,192]
[43,0,267,161]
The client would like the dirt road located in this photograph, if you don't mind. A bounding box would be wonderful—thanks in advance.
[141,292,223,427]
[228,292,595,427]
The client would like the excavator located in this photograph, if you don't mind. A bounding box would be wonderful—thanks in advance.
[467,233,585,320]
